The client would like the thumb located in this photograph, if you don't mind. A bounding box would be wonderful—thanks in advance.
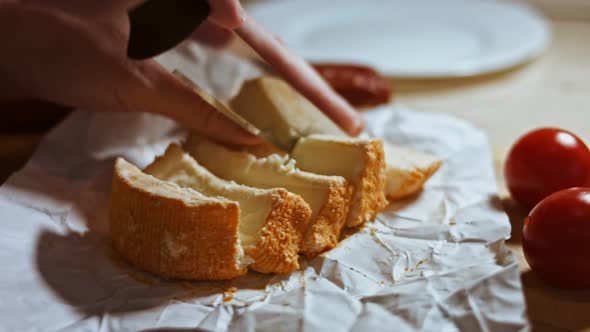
[126,61,261,146]
[207,0,245,29]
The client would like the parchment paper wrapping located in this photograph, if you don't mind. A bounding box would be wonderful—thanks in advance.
[0,44,528,331]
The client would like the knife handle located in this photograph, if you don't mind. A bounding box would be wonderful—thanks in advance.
[127,0,211,60]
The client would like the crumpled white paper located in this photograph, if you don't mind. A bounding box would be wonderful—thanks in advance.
[0,44,528,332]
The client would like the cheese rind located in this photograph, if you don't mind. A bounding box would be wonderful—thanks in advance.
[145,144,311,274]
[291,134,387,227]
[109,158,246,280]
[383,144,443,199]
[230,76,346,151]
[185,136,353,257]
[302,180,352,256]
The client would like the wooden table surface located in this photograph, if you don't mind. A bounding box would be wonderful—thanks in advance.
[1,18,589,332]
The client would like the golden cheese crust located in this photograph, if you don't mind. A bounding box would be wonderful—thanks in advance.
[301,179,353,258]
[385,162,442,200]
[109,158,246,280]
[247,189,311,274]
[348,139,388,227]
[386,169,424,200]
[383,145,443,200]
[143,144,312,275]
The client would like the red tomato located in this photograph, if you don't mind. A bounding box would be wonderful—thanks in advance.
[523,187,590,289]
[505,128,590,208]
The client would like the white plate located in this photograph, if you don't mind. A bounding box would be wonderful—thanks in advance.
[248,0,551,77]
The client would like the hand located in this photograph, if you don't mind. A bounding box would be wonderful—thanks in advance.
[0,0,260,145]
[0,0,363,145]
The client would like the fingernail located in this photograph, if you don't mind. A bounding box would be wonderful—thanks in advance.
[339,102,364,136]
[350,115,365,137]
[236,7,247,27]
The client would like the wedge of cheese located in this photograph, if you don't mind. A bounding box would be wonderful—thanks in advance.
[145,144,311,274]
[229,76,441,201]
[110,158,247,280]
[185,135,353,258]
[384,143,443,200]
[291,134,387,227]
[230,76,346,151]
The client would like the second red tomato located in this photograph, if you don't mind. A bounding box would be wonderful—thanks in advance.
[505,128,590,208]
[523,187,590,288]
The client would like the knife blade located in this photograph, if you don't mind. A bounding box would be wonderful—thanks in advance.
[172,70,276,144]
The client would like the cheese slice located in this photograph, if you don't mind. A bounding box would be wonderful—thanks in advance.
[230,76,346,151]
[109,158,246,280]
[145,144,311,274]
[246,140,442,201]
[185,135,353,258]
[291,134,387,227]
[384,143,443,200]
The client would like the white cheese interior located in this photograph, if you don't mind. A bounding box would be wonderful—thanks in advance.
[291,135,366,182]
[383,143,441,196]
[290,134,372,224]
[116,158,228,206]
[230,77,346,150]
[187,137,345,220]
[145,146,274,247]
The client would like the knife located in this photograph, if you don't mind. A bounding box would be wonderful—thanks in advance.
[128,1,269,140]
[171,70,266,140]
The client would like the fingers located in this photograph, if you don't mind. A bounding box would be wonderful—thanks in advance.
[204,3,364,135]
[124,61,261,145]
[0,5,259,146]
[207,0,244,29]
[235,14,365,136]
[191,20,234,48]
